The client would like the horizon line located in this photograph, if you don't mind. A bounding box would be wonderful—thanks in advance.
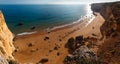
[0,1,118,5]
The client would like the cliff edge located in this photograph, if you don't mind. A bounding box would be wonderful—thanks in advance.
[0,11,15,63]
[91,1,120,64]
[64,1,120,64]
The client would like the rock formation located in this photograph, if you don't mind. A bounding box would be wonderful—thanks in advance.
[91,1,120,40]
[64,36,101,64]
[64,46,98,64]
[64,1,120,64]
[0,11,15,63]
[92,1,120,64]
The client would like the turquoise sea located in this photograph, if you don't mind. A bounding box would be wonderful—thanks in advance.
[0,4,92,34]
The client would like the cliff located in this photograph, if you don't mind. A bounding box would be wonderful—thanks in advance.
[91,1,120,64]
[64,1,120,64]
[0,11,15,63]
[91,1,120,21]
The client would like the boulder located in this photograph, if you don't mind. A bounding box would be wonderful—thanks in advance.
[75,36,83,44]
[39,58,48,64]
[16,23,23,26]
[65,37,75,53]
[64,46,98,64]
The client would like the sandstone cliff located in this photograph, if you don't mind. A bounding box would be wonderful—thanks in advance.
[91,1,120,64]
[0,11,15,62]
[64,1,120,64]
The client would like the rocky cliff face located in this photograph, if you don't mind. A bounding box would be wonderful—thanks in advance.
[0,11,15,61]
[91,1,120,32]
[64,1,120,64]
[91,2,120,20]
[91,1,120,64]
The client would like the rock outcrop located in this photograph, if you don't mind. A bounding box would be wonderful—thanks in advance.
[64,36,100,64]
[91,1,120,21]
[0,11,15,62]
[64,46,98,64]
[64,1,120,64]
[91,1,120,64]
[91,2,120,40]
[91,2,120,46]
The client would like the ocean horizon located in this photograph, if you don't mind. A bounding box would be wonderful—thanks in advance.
[0,4,92,34]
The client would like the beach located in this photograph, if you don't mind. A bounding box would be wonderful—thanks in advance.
[13,13,105,64]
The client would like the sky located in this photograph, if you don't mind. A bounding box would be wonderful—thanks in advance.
[0,0,119,4]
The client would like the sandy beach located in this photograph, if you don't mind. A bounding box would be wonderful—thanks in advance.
[13,13,105,64]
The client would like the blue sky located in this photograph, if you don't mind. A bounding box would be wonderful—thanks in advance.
[0,0,119,4]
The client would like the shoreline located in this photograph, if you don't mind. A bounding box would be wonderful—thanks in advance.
[13,13,105,64]
[16,14,94,36]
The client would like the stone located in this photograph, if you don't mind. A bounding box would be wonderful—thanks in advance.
[16,23,23,26]
[44,36,49,41]
[39,58,48,63]
[57,52,60,56]
[54,46,58,50]
[28,43,33,47]
[59,39,62,41]
[75,36,84,44]
[30,26,36,30]
[64,54,73,64]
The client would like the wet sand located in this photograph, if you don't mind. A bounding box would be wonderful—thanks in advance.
[13,13,105,64]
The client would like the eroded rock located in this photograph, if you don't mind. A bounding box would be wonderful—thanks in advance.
[64,46,98,64]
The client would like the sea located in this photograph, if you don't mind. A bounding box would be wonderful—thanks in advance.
[0,4,92,34]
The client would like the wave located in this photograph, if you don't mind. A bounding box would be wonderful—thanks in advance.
[17,14,95,36]
[46,14,94,31]
[17,31,37,36]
